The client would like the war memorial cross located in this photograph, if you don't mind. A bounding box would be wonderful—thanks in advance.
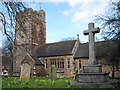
[84,23,100,65]
[69,23,116,86]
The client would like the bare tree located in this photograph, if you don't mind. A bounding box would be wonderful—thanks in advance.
[0,2,27,53]
[0,2,26,42]
[95,1,120,41]
[94,1,120,78]
[2,32,13,56]
[96,40,119,78]
[2,37,13,75]
[0,2,27,75]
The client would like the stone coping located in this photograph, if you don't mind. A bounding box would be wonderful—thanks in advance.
[77,72,109,75]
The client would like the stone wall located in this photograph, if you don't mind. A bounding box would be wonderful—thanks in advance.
[39,55,75,77]
[39,56,89,78]
[75,58,120,77]
[35,65,47,76]
[13,8,46,74]
[74,58,88,72]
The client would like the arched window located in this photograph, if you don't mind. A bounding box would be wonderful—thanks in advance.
[62,61,64,68]
[68,59,70,68]
[79,60,81,69]
[57,59,64,69]
[45,59,47,69]
[50,59,56,67]
[58,62,60,68]
[59,61,64,68]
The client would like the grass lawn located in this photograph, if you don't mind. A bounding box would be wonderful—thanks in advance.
[1,76,120,89]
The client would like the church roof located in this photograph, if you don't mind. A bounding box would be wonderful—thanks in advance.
[32,56,44,66]
[34,40,77,57]
[74,40,119,59]
[74,43,89,58]
[21,53,44,66]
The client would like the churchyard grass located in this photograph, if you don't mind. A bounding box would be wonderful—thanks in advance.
[2,76,120,89]
[2,76,73,88]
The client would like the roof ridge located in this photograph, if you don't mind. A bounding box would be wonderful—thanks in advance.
[45,40,77,45]
[79,40,113,45]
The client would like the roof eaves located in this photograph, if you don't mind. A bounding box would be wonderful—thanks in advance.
[38,53,73,58]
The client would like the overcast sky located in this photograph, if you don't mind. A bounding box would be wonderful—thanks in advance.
[0,0,118,48]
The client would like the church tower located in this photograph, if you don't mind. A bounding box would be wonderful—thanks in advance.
[13,8,46,75]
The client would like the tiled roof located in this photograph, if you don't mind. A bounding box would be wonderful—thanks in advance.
[21,53,44,66]
[34,40,77,57]
[74,43,89,58]
[74,40,119,59]
[32,56,44,65]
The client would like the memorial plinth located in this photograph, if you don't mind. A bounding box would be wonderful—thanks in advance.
[75,72,109,83]
[69,66,115,87]
[69,23,118,87]
[83,65,102,73]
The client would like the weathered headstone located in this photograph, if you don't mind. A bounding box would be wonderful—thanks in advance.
[69,23,118,87]
[20,63,31,81]
[51,65,57,80]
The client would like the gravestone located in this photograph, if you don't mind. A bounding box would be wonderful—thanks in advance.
[20,63,31,81]
[69,23,118,87]
[51,65,57,80]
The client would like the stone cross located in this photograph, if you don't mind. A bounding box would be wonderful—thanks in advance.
[84,23,100,65]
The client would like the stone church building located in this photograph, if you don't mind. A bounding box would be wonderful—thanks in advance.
[13,8,46,76]
[13,8,120,77]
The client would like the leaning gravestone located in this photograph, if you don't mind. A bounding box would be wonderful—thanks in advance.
[51,65,57,80]
[69,23,118,87]
[20,63,31,81]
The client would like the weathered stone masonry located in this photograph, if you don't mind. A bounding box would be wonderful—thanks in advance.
[13,8,46,75]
